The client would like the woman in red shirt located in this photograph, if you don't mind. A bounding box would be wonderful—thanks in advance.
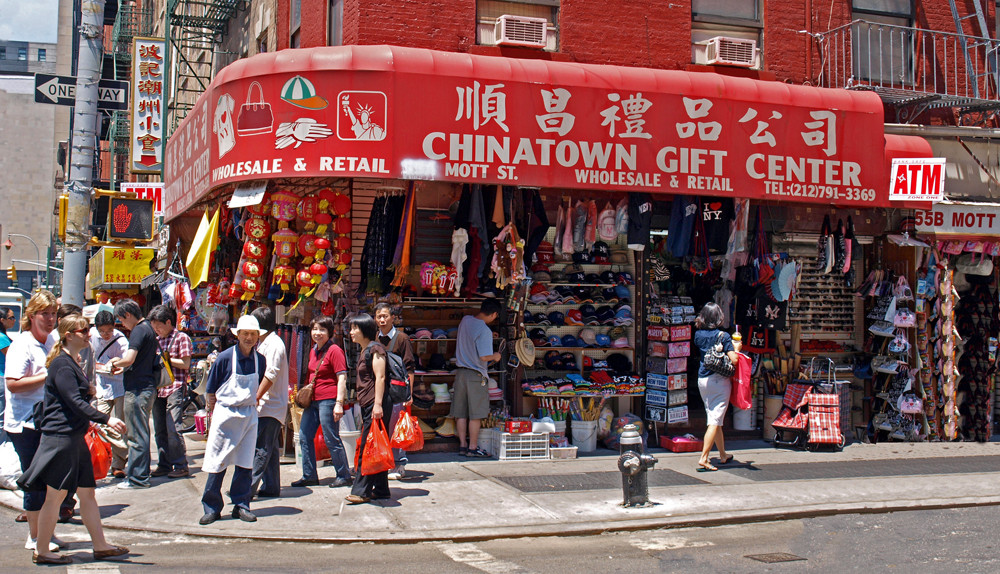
[291,316,353,488]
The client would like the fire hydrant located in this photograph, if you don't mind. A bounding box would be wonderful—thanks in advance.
[617,423,657,507]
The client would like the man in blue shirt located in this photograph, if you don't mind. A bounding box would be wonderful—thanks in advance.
[450,298,501,458]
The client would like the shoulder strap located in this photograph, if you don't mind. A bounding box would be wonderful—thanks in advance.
[97,336,123,360]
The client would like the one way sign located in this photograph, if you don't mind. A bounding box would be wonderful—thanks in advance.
[34,74,129,111]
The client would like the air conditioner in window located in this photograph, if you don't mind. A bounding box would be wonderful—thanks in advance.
[494,15,547,48]
[699,36,759,68]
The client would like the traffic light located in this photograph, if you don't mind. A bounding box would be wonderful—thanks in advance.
[6,265,16,283]
[106,197,155,241]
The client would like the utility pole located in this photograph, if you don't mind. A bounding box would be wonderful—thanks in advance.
[61,0,105,306]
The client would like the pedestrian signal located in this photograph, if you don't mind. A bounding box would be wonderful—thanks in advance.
[107,198,154,241]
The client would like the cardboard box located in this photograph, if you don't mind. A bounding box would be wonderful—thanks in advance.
[505,420,532,434]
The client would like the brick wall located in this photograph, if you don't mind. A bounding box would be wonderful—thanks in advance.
[560,0,690,69]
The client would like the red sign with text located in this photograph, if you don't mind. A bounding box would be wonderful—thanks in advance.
[163,45,929,221]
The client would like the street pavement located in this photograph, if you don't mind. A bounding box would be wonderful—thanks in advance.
[1,434,999,543]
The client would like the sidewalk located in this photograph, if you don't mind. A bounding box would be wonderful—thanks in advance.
[3,435,1000,543]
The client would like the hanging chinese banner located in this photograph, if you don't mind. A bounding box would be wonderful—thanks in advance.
[163,45,931,221]
[130,37,165,174]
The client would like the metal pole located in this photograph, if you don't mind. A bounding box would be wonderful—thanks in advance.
[7,234,42,289]
[61,0,106,306]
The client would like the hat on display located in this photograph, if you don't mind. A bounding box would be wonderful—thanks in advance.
[417,418,437,439]
[602,288,620,304]
[446,327,458,338]
[554,286,577,303]
[614,285,631,301]
[529,327,547,340]
[561,334,580,347]
[537,241,555,263]
[231,315,267,336]
[435,417,457,437]
[560,352,578,370]
[573,287,594,303]
[595,333,612,347]
[414,328,433,339]
[610,251,629,265]
[411,387,435,410]
[599,271,617,285]
[548,311,565,325]
[590,287,607,303]
[548,335,562,347]
[581,355,594,370]
[584,273,602,284]
[549,269,567,283]
[578,328,599,346]
[573,251,592,264]
[613,306,634,326]
[529,283,550,303]
[565,264,587,282]
[432,328,449,339]
[592,241,611,264]
[534,312,552,325]
[428,353,449,372]
[596,305,615,325]
[431,383,452,403]
[565,309,585,326]
[606,353,632,374]
[544,350,563,369]
[617,271,635,285]
[611,333,630,348]
[533,268,552,283]
[515,337,536,367]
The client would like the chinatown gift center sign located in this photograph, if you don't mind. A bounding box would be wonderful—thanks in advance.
[88,247,156,290]
[130,37,165,174]
[163,45,930,221]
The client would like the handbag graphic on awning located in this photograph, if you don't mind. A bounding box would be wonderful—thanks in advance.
[237,82,273,136]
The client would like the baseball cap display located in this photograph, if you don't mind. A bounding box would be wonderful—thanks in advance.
[544,350,563,369]
[610,250,629,265]
[614,285,631,301]
[617,271,634,285]
[537,241,555,263]
[573,251,592,264]
[532,268,552,283]
[561,334,580,347]
[548,311,565,325]
[548,335,562,347]
[573,287,594,303]
[595,332,612,347]
[565,309,585,326]
[591,241,611,264]
[578,328,598,346]
[565,264,586,282]
[560,352,578,370]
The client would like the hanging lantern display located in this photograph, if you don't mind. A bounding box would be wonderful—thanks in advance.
[297,234,318,264]
[244,217,271,241]
[334,236,351,252]
[334,251,351,267]
[241,259,264,279]
[272,264,296,291]
[241,277,262,300]
[313,237,331,263]
[270,190,299,229]
[295,268,316,296]
[245,194,270,217]
[242,239,267,260]
[330,192,351,217]
[334,217,352,235]
[272,228,299,261]
[297,196,320,231]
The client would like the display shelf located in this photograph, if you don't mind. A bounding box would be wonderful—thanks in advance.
[401,297,486,306]
[523,392,645,397]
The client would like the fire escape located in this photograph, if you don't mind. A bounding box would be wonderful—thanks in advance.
[816,1,1000,125]
[165,0,244,133]
[109,0,153,190]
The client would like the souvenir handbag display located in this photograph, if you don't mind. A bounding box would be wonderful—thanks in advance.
[294,353,326,409]
[898,394,923,414]
[703,332,736,377]
[237,81,274,135]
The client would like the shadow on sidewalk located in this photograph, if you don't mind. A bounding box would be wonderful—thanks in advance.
[99,503,129,519]
[252,506,303,518]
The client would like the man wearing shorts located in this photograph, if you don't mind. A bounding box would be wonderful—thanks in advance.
[450,298,501,457]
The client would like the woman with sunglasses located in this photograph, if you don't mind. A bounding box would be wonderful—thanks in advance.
[17,314,129,564]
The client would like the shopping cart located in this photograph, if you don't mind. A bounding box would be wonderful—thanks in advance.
[771,358,846,451]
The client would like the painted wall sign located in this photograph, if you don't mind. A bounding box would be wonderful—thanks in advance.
[889,158,946,202]
[915,202,1000,236]
[130,37,165,174]
[163,45,930,221]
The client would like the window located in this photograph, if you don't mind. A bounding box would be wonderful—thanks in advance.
[0,47,5,60]
[17,47,27,61]
[257,31,268,54]
[691,0,762,67]
[476,0,559,51]
[329,0,343,46]
[290,0,301,48]
[37,49,46,62]
[851,0,914,84]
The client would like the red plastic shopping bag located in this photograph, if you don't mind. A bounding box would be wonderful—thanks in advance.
[315,428,331,461]
[730,352,753,410]
[85,425,112,481]
[390,407,417,450]
[360,419,394,476]
[407,412,424,451]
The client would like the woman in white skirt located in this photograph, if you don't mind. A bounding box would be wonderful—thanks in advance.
[692,303,741,472]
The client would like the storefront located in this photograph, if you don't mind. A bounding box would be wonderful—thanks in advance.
[161,45,934,455]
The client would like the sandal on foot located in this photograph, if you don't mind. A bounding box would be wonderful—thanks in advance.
[458,446,469,456]
[697,463,718,472]
[467,447,491,458]
[719,454,734,465]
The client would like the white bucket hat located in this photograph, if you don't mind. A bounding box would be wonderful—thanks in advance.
[231,315,266,336]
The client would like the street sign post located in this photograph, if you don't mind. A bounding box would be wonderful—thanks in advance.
[33,74,129,111]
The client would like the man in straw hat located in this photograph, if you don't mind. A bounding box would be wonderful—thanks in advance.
[198,315,266,525]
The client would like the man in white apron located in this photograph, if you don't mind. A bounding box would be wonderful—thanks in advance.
[199,315,266,525]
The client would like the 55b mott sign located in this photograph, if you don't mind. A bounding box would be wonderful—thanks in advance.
[889,158,946,202]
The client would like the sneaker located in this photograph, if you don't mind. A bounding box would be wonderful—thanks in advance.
[387,467,406,480]
[150,467,171,477]
[25,535,60,552]
[118,480,150,490]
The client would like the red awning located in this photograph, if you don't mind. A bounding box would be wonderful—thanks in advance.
[164,45,930,221]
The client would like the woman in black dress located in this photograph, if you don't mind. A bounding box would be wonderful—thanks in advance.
[17,314,129,565]
[344,313,392,504]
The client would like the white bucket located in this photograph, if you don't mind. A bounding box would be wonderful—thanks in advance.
[571,420,598,453]
[341,430,361,472]
[553,420,567,436]
[292,432,302,472]
[764,395,784,441]
[733,408,754,431]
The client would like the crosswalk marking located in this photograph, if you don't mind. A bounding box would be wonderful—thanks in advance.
[438,542,535,574]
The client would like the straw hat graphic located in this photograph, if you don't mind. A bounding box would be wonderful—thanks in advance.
[280,75,328,109]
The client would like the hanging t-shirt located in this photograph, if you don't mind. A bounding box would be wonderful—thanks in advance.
[699,197,735,253]
[627,193,653,251]
[667,195,697,258]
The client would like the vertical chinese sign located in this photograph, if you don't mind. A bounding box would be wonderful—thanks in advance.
[130,37,165,174]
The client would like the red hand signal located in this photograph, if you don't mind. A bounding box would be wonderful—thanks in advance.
[113,203,133,233]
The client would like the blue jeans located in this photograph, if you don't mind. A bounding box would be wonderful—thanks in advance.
[202,466,251,514]
[124,386,156,486]
[389,403,409,468]
[152,386,188,471]
[298,399,351,481]
[251,416,282,496]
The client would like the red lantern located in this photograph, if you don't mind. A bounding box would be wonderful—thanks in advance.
[314,237,330,251]
[244,217,271,241]
[331,193,351,217]
[318,188,337,211]
[272,264,295,291]
[245,195,269,217]
[270,191,299,228]
[309,262,328,276]
[272,228,299,260]
[334,236,351,251]
[334,217,352,235]
[241,260,264,278]
[298,234,318,261]
[297,196,320,228]
[296,269,314,290]
[243,239,266,260]
[241,277,262,300]
[334,251,351,266]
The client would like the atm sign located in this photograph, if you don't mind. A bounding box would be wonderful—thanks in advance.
[889,158,946,202]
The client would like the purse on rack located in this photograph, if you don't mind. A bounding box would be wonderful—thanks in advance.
[237,82,274,136]
[703,332,736,377]
[294,353,326,409]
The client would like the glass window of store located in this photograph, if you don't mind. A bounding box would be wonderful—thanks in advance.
[850,0,914,84]
[691,0,762,66]
[290,0,301,48]
[476,0,559,51]
[329,0,343,46]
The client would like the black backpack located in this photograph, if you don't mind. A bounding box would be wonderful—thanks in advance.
[369,339,410,404]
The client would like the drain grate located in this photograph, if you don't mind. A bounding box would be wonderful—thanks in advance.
[745,553,806,563]
[494,470,705,493]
